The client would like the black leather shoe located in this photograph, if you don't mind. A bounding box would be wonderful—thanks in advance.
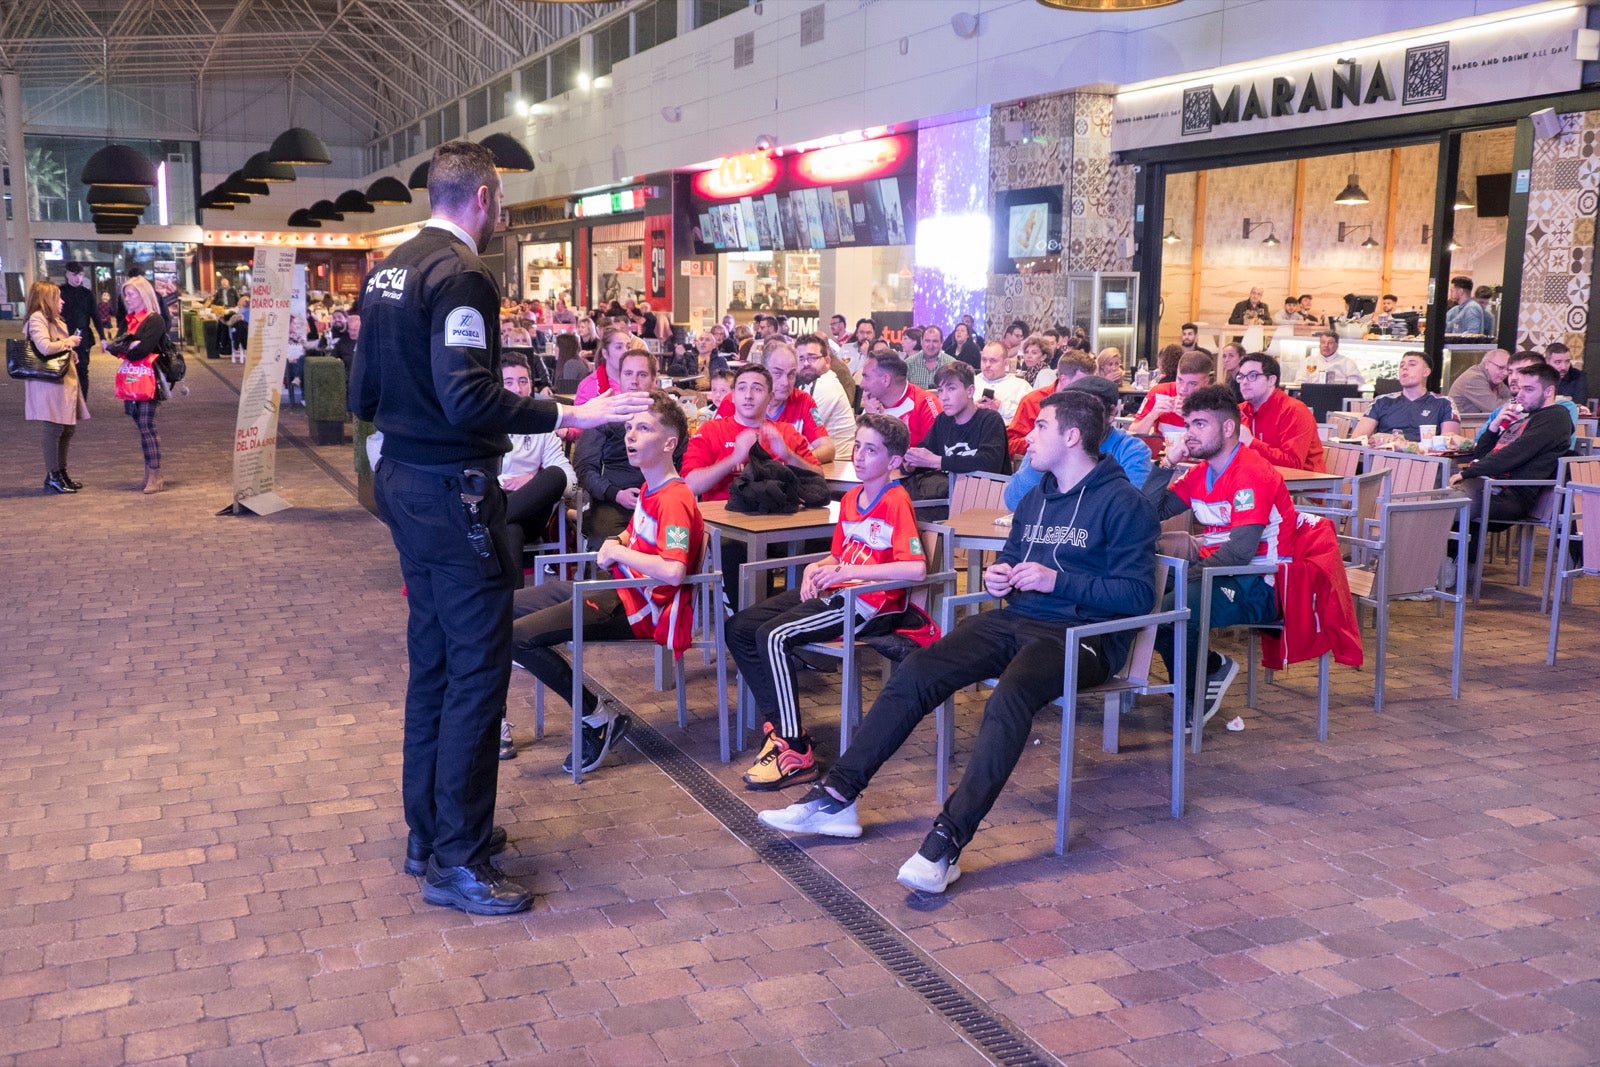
[43,471,76,494]
[404,825,507,876]
[421,858,533,915]
[59,470,83,490]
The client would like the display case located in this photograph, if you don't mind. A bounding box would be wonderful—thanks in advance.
[1065,272,1138,365]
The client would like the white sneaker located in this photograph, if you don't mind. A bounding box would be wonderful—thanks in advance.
[897,826,962,894]
[758,787,862,838]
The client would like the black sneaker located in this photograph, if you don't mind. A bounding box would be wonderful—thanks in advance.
[897,825,962,894]
[1202,654,1239,725]
[562,710,632,774]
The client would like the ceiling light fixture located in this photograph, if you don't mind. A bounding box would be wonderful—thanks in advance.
[1334,153,1370,205]
[364,176,413,205]
[1453,186,1475,211]
[308,199,345,221]
[479,133,535,173]
[267,126,332,166]
[1034,0,1181,9]
[80,144,158,188]
[1162,225,1181,244]
[334,190,376,214]
[88,186,150,210]
[407,161,432,190]
[242,151,296,182]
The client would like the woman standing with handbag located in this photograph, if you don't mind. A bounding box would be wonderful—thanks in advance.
[107,276,168,494]
[23,280,89,494]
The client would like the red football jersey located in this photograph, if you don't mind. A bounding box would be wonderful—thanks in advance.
[614,477,705,655]
[830,482,924,616]
[1170,445,1297,569]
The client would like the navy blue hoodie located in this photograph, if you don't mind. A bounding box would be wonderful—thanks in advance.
[998,455,1158,674]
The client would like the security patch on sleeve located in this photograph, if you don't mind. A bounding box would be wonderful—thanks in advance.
[445,307,488,349]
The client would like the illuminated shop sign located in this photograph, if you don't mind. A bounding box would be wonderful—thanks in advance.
[1112,5,1585,152]
[686,134,917,253]
[573,188,649,218]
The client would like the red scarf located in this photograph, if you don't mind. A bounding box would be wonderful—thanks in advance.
[125,309,150,338]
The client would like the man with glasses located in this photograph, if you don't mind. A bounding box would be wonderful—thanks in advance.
[1235,353,1325,471]
[1448,349,1512,414]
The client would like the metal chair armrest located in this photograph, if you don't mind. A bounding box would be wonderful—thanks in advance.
[737,551,832,577]
[1061,607,1191,642]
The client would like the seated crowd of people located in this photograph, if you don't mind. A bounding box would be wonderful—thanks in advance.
[490,307,1586,894]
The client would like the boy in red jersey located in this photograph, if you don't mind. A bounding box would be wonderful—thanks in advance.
[1143,384,1297,731]
[509,391,704,774]
[727,414,928,790]
[682,363,822,501]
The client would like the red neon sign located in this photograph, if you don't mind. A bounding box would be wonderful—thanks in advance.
[693,152,778,199]
[792,134,911,185]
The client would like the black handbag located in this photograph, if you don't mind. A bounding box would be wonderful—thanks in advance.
[6,336,71,383]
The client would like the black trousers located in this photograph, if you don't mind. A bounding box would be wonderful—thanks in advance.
[74,340,92,398]
[505,467,569,547]
[825,608,1111,851]
[375,459,520,868]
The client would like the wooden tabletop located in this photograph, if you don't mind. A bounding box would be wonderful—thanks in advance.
[938,507,1014,543]
[697,499,838,533]
[823,460,859,490]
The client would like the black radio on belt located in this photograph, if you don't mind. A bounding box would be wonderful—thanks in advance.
[459,468,499,574]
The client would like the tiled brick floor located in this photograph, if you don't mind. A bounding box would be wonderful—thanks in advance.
[4,341,1600,1065]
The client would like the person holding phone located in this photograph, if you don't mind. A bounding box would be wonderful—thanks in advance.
[22,280,90,494]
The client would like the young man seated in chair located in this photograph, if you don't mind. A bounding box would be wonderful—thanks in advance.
[759,391,1157,893]
[1143,385,1298,729]
[508,391,704,775]
[727,414,927,791]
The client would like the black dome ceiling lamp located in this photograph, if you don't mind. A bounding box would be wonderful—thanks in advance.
[407,161,431,191]
[364,176,413,205]
[242,151,296,183]
[267,126,332,166]
[226,171,271,197]
[287,209,322,228]
[80,144,159,188]
[88,186,151,210]
[334,189,375,214]
[308,199,345,222]
[479,133,535,173]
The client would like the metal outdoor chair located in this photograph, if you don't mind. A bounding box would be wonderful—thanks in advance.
[1190,562,1333,753]
[1342,491,1470,711]
[526,529,732,781]
[732,527,955,754]
[933,556,1192,854]
[1547,481,1600,664]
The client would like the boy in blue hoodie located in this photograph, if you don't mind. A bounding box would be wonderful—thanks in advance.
[759,390,1159,893]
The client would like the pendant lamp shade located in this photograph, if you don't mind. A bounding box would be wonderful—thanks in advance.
[227,171,271,197]
[407,161,432,191]
[308,199,345,221]
[1334,172,1370,206]
[80,144,159,188]
[334,189,376,214]
[88,186,151,210]
[479,133,535,173]
[243,151,297,183]
[198,194,235,210]
[365,176,413,205]
[267,126,333,166]
[1036,0,1180,8]
[91,205,143,218]
[206,187,248,205]
[287,209,322,228]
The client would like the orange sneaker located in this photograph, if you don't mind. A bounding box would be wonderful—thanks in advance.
[742,723,820,791]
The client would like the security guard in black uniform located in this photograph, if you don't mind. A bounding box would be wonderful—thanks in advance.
[353,141,648,915]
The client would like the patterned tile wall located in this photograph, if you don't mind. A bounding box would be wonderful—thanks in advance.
[984,91,1134,339]
[1516,111,1600,358]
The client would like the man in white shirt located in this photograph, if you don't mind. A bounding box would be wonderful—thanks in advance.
[839,317,876,377]
[1310,331,1365,387]
[973,341,1030,422]
[795,333,857,460]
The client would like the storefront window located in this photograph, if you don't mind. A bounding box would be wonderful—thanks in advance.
[591,220,645,306]
[22,135,197,226]
[521,240,572,303]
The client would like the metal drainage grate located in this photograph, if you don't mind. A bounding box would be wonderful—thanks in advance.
[598,681,1057,1067]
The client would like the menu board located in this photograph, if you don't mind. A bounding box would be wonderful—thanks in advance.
[692,174,915,254]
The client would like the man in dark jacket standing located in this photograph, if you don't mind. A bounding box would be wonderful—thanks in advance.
[757,390,1158,893]
[60,262,96,398]
[352,141,646,916]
